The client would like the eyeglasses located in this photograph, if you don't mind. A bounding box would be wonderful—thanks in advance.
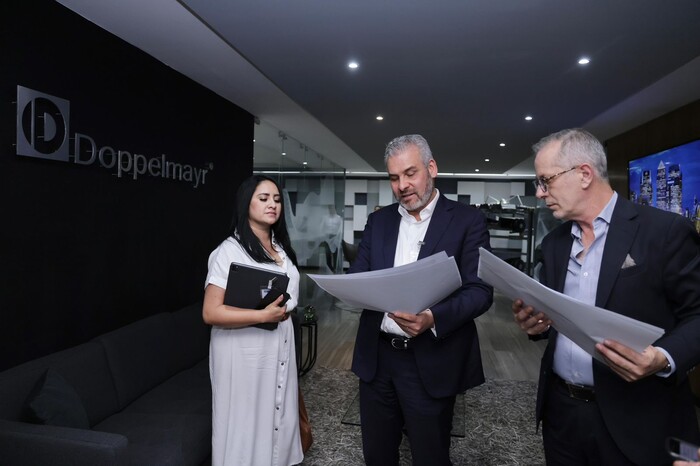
[532,166,579,192]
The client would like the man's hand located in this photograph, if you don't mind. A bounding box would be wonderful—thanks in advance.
[595,340,669,382]
[388,309,434,337]
[512,299,552,335]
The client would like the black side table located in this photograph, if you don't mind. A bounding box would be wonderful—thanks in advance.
[298,315,318,376]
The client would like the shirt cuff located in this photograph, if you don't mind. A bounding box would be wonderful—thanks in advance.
[424,308,437,337]
[654,347,675,378]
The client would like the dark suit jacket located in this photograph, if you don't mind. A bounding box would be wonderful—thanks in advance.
[349,195,494,398]
[536,196,700,465]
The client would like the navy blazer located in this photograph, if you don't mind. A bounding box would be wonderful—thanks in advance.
[536,196,700,466]
[349,195,493,398]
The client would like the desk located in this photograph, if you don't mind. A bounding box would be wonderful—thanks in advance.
[298,316,318,376]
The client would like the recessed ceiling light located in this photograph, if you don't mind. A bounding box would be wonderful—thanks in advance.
[376,115,384,121]
[484,158,490,162]
[281,152,286,156]
[578,57,590,65]
[302,161,308,165]
[475,168,480,172]
[499,143,505,147]
[348,61,359,69]
[525,115,533,121]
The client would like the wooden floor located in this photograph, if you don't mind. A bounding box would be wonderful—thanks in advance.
[298,271,546,381]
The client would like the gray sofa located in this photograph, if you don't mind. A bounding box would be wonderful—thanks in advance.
[0,302,212,466]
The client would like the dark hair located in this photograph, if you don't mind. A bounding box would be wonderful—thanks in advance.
[228,175,298,267]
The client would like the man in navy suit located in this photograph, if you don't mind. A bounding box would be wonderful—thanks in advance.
[349,134,493,465]
[513,128,700,465]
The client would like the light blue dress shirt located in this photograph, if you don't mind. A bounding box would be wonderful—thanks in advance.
[552,192,674,385]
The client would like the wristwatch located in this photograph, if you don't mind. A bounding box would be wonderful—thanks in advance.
[658,362,672,375]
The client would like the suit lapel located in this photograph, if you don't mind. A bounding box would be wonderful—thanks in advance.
[383,208,401,267]
[596,198,639,307]
[551,226,573,292]
[418,195,452,259]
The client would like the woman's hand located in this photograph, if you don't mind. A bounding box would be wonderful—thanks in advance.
[203,284,289,327]
[261,294,289,323]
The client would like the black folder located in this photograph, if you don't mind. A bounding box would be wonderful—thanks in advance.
[223,262,290,330]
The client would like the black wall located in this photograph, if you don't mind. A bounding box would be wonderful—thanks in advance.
[0,0,253,370]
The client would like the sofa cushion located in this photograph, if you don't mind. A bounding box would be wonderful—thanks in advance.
[0,341,114,424]
[95,412,211,466]
[26,369,90,429]
[0,351,71,423]
[93,360,211,465]
[95,410,210,466]
[171,302,210,371]
[95,313,181,409]
[124,360,210,415]
[51,342,120,426]
[0,419,128,466]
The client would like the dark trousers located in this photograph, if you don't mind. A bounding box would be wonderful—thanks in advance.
[543,376,635,466]
[359,337,455,466]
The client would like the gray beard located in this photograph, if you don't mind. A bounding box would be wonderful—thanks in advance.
[398,180,434,212]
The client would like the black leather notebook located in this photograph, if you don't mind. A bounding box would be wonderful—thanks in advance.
[223,262,290,330]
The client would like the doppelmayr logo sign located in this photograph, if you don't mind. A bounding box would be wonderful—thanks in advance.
[16,85,210,188]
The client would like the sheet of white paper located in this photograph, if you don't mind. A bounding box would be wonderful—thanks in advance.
[308,252,462,314]
[477,248,664,361]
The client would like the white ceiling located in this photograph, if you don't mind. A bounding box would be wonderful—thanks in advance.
[57,0,700,176]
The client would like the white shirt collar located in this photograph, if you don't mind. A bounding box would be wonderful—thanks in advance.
[397,188,440,222]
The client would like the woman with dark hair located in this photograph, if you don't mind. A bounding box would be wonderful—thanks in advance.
[203,175,302,466]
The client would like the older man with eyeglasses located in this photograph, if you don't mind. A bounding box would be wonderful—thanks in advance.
[512,128,700,465]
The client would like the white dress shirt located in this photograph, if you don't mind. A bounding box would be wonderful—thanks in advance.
[380,189,439,337]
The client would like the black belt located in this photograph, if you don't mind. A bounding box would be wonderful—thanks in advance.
[556,375,595,402]
[379,332,412,350]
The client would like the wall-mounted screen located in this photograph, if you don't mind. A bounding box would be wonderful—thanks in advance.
[628,138,700,233]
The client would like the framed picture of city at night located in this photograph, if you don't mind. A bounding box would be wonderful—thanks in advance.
[628,138,700,231]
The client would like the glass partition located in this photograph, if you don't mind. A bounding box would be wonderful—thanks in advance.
[254,121,346,275]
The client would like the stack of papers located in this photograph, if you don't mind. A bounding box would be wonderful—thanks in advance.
[477,247,664,361]
[308,251,462,314]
